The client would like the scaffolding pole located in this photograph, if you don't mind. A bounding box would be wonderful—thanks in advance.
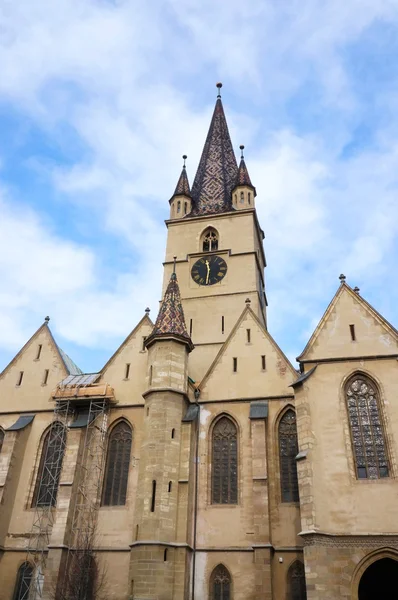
[22,399,72,600]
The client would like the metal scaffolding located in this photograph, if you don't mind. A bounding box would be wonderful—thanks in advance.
[21,375,113,600]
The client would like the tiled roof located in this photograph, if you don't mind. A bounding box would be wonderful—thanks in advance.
[191,97,238,216]
[171,165,191,199]
[147,273,193,348]
[58,347,83,376]
[236,157,256,192]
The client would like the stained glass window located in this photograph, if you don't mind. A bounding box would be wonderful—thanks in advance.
[202,228,219,252]
[212,417,238,504]
[13,562,33,600]
[287,560,307,600]
[32,422,66,507]
[211,564,231,600]
[346,375,389,479]
[279,409,299,502]
[102,421,132,506]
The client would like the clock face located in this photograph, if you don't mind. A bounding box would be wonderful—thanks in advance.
[191,255,228,286]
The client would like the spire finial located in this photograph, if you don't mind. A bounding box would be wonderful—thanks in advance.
[182,154,187,168]
[216,82,222,98]
[239,144,245,159]
[145,307,150,315]
[44,316,50,324]
[173,256,177,274]
[339,274,346,283]
[245,297,251,308]
[353,286,360,294]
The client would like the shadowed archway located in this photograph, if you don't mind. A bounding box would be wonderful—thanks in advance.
[358,558,398,599]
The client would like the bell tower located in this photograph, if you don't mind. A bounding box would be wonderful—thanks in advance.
[163,84,267,380]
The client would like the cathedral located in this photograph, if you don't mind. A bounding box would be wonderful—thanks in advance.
[0,84,398,600]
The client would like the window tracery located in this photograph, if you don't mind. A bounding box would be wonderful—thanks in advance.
[212,417,238,504]
[287,560,307,600]
[202,227,219,252]
[32,422,66,507]
[346,375,389,479]
[210,564,231,600]
[102,421,132,506]
[279,409,299,502]
[13,562,33,600]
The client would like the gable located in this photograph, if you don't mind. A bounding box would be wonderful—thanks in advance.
[100,316,154,405]
[0,325,69,413]
[199,308,296,401]
[299,284,398,361]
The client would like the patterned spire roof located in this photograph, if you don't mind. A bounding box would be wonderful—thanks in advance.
[171,165,191,200]
[146,273,193,350]
[191,97,238,215]
[235,157,256,194]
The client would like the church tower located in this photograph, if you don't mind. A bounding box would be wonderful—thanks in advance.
[164,83,267,381]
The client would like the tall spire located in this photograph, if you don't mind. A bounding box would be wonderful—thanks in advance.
[191,83,238,215]
[235,145,256,194]
[171,155,191,199]
[145,272,193,350]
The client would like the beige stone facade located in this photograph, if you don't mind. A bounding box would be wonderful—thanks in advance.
[0,92,397,600]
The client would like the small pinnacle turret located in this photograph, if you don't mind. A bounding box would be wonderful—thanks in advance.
[171,155,191,199]
[169,155,192,219]
[145,272,193,351]
[236,145,256,194]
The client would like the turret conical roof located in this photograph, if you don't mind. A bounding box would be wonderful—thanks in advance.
[235,157,256,195]
[170,165,191,201]
[145,272,193,350]
[191,89,238,215]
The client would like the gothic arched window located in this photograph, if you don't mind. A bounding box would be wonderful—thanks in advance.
[212,417,238,504]
[346,375,389,479]
[13,562,33,600]
[32,422,66,507]
[287,560,307,600]
[202,227,219,252]
[0,428,4,453]
[279,409,299,502]
[102,421,132,506]
[210,564,231,600]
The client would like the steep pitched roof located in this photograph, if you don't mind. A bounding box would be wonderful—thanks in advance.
[191,94,238,216]
[235,157,256,195]
[297,281,398,362]
[0,319,82,378]
[145,273,193,350]
[170,164,191,201]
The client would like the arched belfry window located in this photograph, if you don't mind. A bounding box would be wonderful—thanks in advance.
[0,428,4,453]
[346,375,389,479]
[32,422,66,507]
[287,560,307,600]
[210,564,231,600]
[279,409,299,502]
[202,227,219,252]
[102,421,132,506]
[212,417,238,504]
[13,562,33,600]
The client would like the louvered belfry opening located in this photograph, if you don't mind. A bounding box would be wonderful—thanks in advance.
[212,417,238,504]
[102,421,133,506]
[279,409,299,502]
[346,375,389,479]
[287,560,307,600]
[32,421,67,507]
[13,561,33,600]
[211,564,231,600]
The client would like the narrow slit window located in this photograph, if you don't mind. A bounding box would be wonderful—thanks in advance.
[147,407,150,416]
[261,355,266,371]
[246,329,251,343]
[151,480,156,512]
[349,324,356,341]
[248,192,251,205]
[135,524,139,540]
[149,365,153,385]
[142,336,147,351]
[171,428,175,439]
[42,369,49,385]
[184,202,188,214]
[177,200,181,213]
[164,548,168,561]
[222,316,225,334]
[189,319,193,337]
[233,358,237,372]
[240,191,244,203]
[125,363,130,379]
[36,344,42,360]
[168,481,172,492]
[17,371,24,386]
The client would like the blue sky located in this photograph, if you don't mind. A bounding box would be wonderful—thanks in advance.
[1,0,398,373]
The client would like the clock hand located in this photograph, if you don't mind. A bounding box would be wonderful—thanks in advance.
[205,260,210,284]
